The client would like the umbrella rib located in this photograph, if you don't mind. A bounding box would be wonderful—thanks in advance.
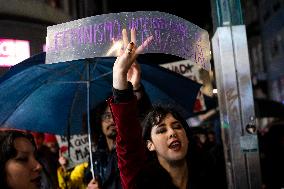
[40,63,84,83]
[91,71,113,81]
[90,59,98,74]
[52,81,88,84]
[65,84,82,135]
[87,59,112,82]
[65,60,91,134]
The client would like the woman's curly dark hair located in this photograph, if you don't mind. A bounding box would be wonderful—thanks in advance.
[0,130,36,188]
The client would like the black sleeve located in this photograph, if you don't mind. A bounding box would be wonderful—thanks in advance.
[112,82,134,103]
[112,82,152,120]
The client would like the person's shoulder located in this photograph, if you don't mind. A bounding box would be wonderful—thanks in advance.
[75,162,88,169]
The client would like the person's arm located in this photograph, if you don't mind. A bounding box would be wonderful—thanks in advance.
[117,29,152,119]
[110,88,145,189]
[70,162,88,187]
[126,57,152,119]
[57,166,70,189]
[57,155,70,189]
[110,29,153,189]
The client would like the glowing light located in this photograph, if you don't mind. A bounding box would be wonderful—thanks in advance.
[106,40,123,56]
[43,44,46,52]
[213,89,218,94]
[0,39,30,67]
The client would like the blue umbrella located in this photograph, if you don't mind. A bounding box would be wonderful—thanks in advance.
[0,52,46,84]
[0,55,201,135]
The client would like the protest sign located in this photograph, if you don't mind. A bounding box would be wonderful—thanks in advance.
[56,134,89,169]
[46,11,211,71]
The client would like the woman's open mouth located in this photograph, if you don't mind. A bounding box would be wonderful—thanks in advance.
[169,140,181,151]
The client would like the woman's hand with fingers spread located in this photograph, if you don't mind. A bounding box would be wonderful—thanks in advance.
[113,42,136,90]
[113,28,153,90]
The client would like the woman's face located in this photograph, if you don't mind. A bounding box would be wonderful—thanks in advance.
[5,137,42,189]
[147,113,189,165]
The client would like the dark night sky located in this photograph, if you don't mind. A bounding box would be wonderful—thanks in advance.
[106,0,213,64]
[107,0,212,30]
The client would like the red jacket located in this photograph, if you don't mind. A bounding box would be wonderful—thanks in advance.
[109,97,146,189]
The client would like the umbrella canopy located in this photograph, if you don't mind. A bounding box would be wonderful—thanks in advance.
[0,52,46,84]
[0,55,201,135]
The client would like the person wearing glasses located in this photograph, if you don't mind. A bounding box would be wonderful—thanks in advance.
[84,98,121,189]
[85,87,150,189]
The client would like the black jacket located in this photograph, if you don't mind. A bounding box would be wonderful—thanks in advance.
[84,140,122,189]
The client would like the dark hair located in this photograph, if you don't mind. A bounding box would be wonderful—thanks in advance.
[142,104,193,160]
[82,98,109,145]
[93,100,109,134]
[91,99,110,150]
[142,105,191,140]
[141,106,219,188]
[0,130,36,188]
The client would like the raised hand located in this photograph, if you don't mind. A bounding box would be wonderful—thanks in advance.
[127,61,141,91]
[113,28,153,90]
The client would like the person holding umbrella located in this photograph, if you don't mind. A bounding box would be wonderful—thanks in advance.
[52,28,151,189]
[84,99,122,189]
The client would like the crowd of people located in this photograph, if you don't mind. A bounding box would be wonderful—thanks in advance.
[0,28,237,189]
[0,125,226,189]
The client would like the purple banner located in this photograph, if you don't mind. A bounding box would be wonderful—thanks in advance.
[46,11,211,71]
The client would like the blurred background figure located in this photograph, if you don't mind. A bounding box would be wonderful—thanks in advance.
[44,133,59,153]
[31,131,58,189]
[191,127,227,189]
[259,120,284,189]
[57,146,88,189]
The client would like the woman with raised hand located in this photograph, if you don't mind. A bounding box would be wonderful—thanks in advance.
[0,130,42,189]
[108,29,211,189]
[86,28,152,189]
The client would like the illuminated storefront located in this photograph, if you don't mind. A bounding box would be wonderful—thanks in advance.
[0,39,30,67]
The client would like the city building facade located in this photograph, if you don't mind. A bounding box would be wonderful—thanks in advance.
[243,0,284,103]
